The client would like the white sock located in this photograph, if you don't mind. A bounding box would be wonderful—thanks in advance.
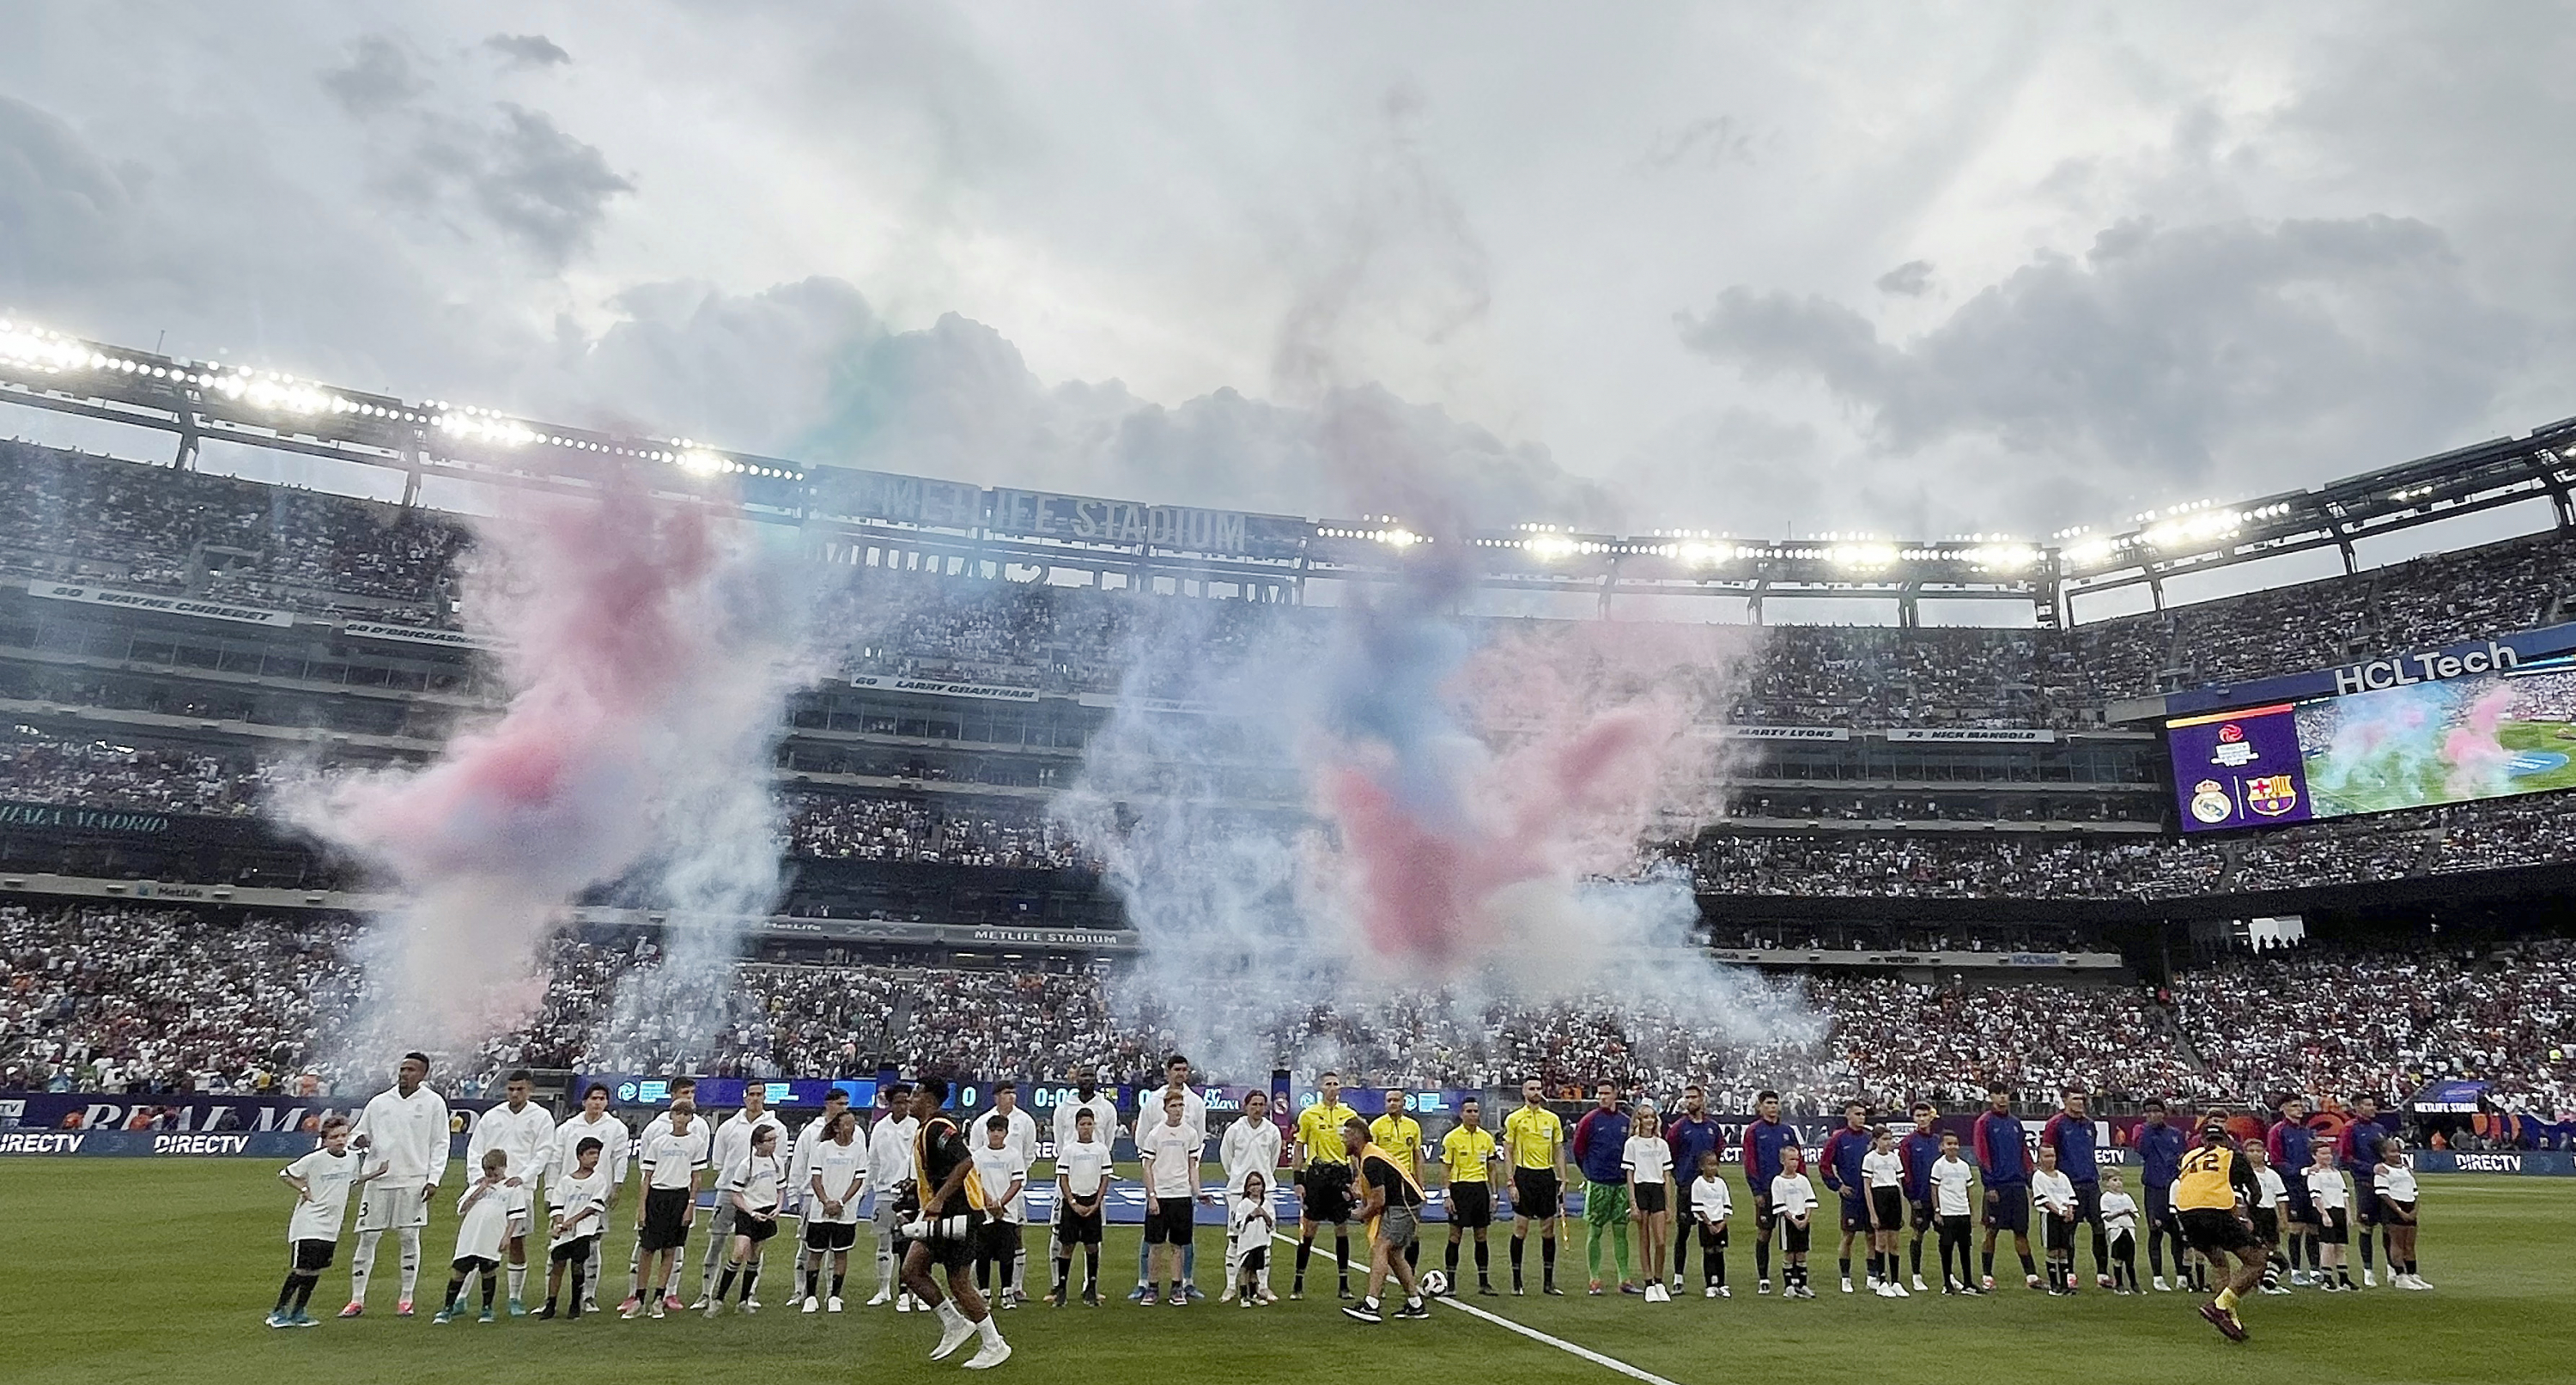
[976,1313,1003,1346]
[628,1237,645,1295]
[350,1230,381,1303]
[938,1298,968,1328]
[507,1263,526,1301]
[584,1240,604,1303]
[1013,1244,1028,1294]
[397,1228,421,1299]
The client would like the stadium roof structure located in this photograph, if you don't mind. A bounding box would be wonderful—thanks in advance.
[5,315,2575,627]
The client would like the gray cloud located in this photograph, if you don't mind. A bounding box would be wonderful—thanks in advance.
[321,34,427,118]
[1681,216,2529,498]
[0,95,138,293]
[1874,259,1933,297]
[1637,115,1755,173]
[483,33,570,69]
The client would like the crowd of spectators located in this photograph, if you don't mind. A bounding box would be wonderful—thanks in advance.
[0,733,276,817]
[9,902,2568,1117]
[11,437,2576,728]
[784,791,1091,870]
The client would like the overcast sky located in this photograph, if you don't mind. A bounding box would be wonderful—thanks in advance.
[3,2,2571,550]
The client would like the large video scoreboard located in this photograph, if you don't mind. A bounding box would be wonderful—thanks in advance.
[2169,650,2576,832]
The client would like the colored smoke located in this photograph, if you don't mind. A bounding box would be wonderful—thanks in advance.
[283,471,811,1061]
[2441,683,2520,799]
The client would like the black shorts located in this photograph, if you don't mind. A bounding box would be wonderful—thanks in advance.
[978,1220,1022,1261]
[2380,1198,2416,1222]
[550,1234,598,1265]
[2041,1212,2074,1254]
[1782,1218,1811,1254]
[291,1238,336,1273]
[1632,1183,1668,1215]
[913,1210,982,1273]
[2281,1185,2318,1225]
[2178,1207,2257,1256]
[1870,1188,1904,1229]
[1449,1182,1493,1229]
[1752,1194,1777,1236]
[1695,1221,1729,1250]
[1301,1163,1355,1224]
[2318,1207,2349,1244]
[1908,1198,1935,1232]
[1058,1205,1103,1246]
[803,1219,857,1252]
[452,1254,500,1275]
[738,1206,780,1244]
[2251,1207,2280,1245]
[2069,1181,2102,1225]
[2351,1185,2381,1225]
[1982,1187,2030,1233]
[1510,1168,1559,1220]
[640,1187,693,1252]
[1238,1245,1268,1273]
[1146,1197,1195,1247]
[1838,1189,1870,1231]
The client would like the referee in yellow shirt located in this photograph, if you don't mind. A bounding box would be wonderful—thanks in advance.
[1292,1072,1363,1299]
[1503,1078,1568,1294]
[1372,1088,1427,1273]
[1437,1097,1502,1295]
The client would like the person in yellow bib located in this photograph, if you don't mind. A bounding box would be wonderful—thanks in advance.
[1339,1116,1429,1323]
[2174,1120,2263,1343]
[1372,1087,1427,1274]
[1292,1072,1364,1300]
[1437,1096,1501,1295]
[1503,1077,1568,1295]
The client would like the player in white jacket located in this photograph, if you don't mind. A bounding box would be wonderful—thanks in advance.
[462,1068,556,1315]
[865,1086,920,1308]
[695,1085,789,1307]
[1218,1090,1284,1302]
[343,1052,453,1317]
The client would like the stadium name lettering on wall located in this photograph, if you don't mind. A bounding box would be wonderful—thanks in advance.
[2333,640,2521,696]
[987,488,1253,556]
[0,801,169,835]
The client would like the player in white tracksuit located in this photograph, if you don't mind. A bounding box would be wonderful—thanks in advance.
[462,1068,557,1314]
[343,1052,453,1316]
[1051,1068,1121,1290]
[1219,1091,1284,1301]
[865,1092,919,1307]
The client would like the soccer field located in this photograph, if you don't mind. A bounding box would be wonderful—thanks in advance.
[9,1163,2576,1384]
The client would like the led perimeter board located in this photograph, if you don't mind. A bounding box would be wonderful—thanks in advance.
[2170,658,2576,831]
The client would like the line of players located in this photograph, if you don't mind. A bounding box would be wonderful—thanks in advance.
[259,1054,2433,1349]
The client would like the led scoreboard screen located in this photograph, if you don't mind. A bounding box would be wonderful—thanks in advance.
[2170,659,2576,832]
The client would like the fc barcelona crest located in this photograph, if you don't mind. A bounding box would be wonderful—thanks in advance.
[2244,774,2299,817]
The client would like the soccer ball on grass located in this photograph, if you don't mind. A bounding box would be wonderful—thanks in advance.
[1419,1269,1449,1298]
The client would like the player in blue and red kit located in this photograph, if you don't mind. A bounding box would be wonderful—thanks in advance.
[2132,1098,2187,1291]
[2336,1092,2393,1286]
[1971,1084,2039,1290]
[1818,1103,1874,1293]
[2266,1096,2318,1285]
[1898,1103,1946,1293]
[1741,1090,1801,1295]
[1662,1084,1724,1293]
[2040,1089,2108,1290]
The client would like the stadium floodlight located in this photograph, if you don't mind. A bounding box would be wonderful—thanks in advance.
[1829,542,1898,569]
[1376,527,1424,549]
[678,450,726,477]
[1960,544,2041,572]
[2144,508,2240,550]
[1523,533,1579,561]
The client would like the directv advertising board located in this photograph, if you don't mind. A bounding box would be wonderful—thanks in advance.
[2170,658,2576,832]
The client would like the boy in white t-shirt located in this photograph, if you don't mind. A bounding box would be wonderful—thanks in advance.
[1686,1151,1733,1298]
[1621,1099,1675,1303]
[539,1136,611,1319]
[1051,1108,1113,1308]
[1229,1170,1278,1308]
[1771,1145,1818,1298]
[2031,1145,2079,1296]
[970,1115,1032,1308]
[2099,1169,2141,1293]
[1929,1132,1979,1295]
[270,1116,384,1327]
[1860,1127,1910,1297]
[434,1150,523,1323]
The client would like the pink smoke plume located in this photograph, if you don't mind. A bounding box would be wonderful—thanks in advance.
[1312,617,1744,969]
[2441,683,2521,799]
[286,472,792,1048]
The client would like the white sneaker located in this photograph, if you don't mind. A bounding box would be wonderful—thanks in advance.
[703,1298,723,1318]
[1704,1285,1719,1298]
[963,1339,1013,1371]
[1218,1285,1236,1303]
[1669,1274,1684,1291]
[2363,1270,2377,1287]
[1892,1282,1911,1297]
[1911,1274,1928,1291]
[2152,1276,2169,1291]
[1716,1285,1731,1299]
[1841,1277,1855,1294]
[931,1315,978,1361]
[896,1294,914,1313]
[742,1298,762,1313]
[865,1289,891,1307]
[801,1297,819,1313]
[827,1295,844,1313]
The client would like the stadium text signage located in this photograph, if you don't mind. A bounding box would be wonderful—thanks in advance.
[843,673,1041,702]
[2331,639,2521,696]
[341,621,489,650]
[27,581,295,627]
[813,468,986,530]
[988,488,1261,556]
[1721,726,1850,741]
[0,801,170,835]
[1886,728,2057,744]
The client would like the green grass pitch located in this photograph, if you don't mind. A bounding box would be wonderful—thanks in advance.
[8,1159,2573,1384]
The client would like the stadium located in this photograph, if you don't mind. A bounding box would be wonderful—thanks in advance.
[9,12,2576,1385]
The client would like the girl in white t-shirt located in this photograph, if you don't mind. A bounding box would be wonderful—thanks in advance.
[1686,1151,1733,1298]
[2372,1137,2426,1289]
[1621,1099,1674,1303]
[1228,1172,1277,1308]
[710,1124,789,1315]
